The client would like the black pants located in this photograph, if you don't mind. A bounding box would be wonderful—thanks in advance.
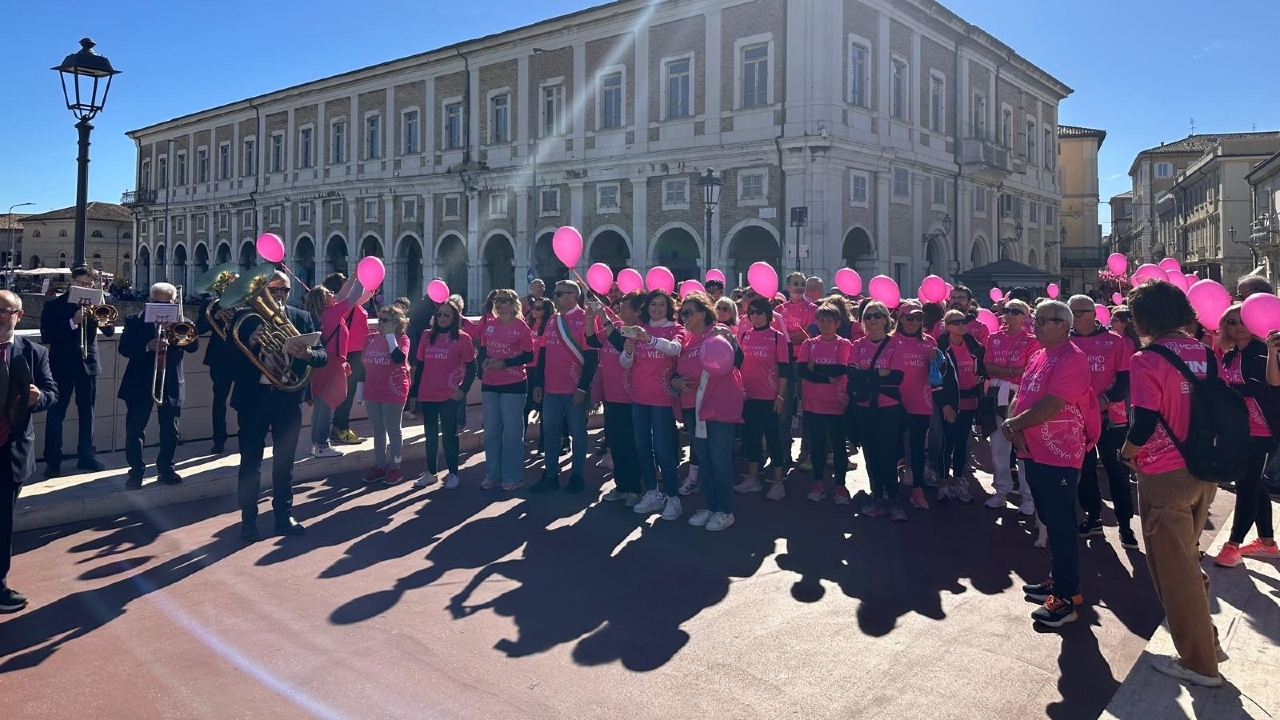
[124,400,180,475]
[1024,459,1081,600]
[854,403,904,499]
[237,393,303,522]
[210,366,234,443]
[332,350,365,432]
[805,411,847,484]
[45,368,96,465]
[603,401,642,494]
[0,453,17,588]
[421,399,460,475]
[742,398,788,468]
[937,409,975,479]
[1079,425,1133,524]
[903,413,930,488]
[1230,436,1275,544]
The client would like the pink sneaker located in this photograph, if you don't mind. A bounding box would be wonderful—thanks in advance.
[1238,539,1280,559]
[910,487,929,510]
[1213,543,1243,568]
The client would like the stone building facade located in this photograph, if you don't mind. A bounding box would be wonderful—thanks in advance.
[16,202,134,278]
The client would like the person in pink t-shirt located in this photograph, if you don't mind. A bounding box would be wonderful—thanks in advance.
[621,290,687,517]
[797,305,855,504]
[307,286,350,459]
[936,310,985,501]
[478,289,536,491]
[1117,281,1223,686]
[1002,300,1093,629]
[892,300,938,511]
[322,272,375,446]
[585,291,645,503]
[848,302,907,519]
[735,296,793,499]
[414,298,477,490]
[985,298,1040,513]
[357,308,411,486]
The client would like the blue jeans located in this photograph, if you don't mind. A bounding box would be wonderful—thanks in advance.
[311,400,335,448]
[684,410,735,514]
[633,403,679,496]
[483,391,527,484]
[1024,459,1081,600]
[540,392,588,482]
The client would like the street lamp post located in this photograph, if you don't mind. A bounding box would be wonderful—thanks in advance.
[697,168,722,276]
[54,38,119,270]
[6,202,35,268]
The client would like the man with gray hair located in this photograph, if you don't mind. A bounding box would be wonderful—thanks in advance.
[1236,273,1273,301]
[1000,299,1094,628]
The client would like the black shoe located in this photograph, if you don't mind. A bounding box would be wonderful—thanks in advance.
[240,521,261,542]
[1119,525,1139,550]
[158,471,183,486]
[273,516,306,536]
[1031,596,1078,628]
[77,456,106,472]
[0,587,29,612]
[564,477,585,494]
[125,470,144,490]
[1078,518,1104,538]
[1023,578,1056,602]
[211,441,226,454]
[528,479,558,494]
[44,465,61,479]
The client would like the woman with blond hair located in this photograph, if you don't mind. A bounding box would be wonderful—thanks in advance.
[477,288,535,491]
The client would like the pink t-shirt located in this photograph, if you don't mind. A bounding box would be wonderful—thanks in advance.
[894,333,937,416]
[629,321,687,407]
[850,335,902,408]
[362,332,411,404]
[988,329,1040,382]
[781,299,817,336]
[541,306,602,395]
[1222,346,1270,438]
[1130,336,1213,474]
[597,322,632,404]
[347,302,371,355]
[739,325,790,400]
[946,337,981,411]
[480,317,534,386]
[416,330,476,402]
[798,336,853,415]
[676,329,745,422]
[1014,342,1092,468]
[321,301,354,359]
[1072,329,1134,424]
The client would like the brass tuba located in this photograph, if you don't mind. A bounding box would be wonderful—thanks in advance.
[194,262,241,340]
[219,264,312,392]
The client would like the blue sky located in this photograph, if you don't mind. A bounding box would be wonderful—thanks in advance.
[3,0,1276,234]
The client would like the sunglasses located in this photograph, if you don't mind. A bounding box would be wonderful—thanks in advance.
[904,314,924,321]
[494,297,514,305]
[1071,308,1094,317]
[863,312,886,321]
[267,287,290,295]
[1003,308,1024,316]
[678,309,698,318]
[946,319,965,326]
[1035,317,1065,326]
[747,308,765,316]
[434,312,452,319]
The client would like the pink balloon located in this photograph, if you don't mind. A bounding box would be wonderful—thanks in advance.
[920,275,947,304]
[705,269,726,284]
[356,256,385,289]
[255,233,286,263]
[976,308,1000,335]
[1159,257,1182,274]
[1107,253,1128,275]
[1131,263,1165,285]
[867,275,901,308]
[1046,283,1060,299]
[701,335,735,376]
[833,268,862,296]
[747,262,779,298]
[1112,292,1123,305]
[552,226,584,268]
[1187,279,1232,332]
[1184,273,1197,286]
[585,263,614,295]
[617,268,644,294]
[426,278,450,303]
[989,287,1003,303]
[1095,304,1111,327]
[1241,293,1280,338]
[1166,269,1189,292]
[679,279,705,297]
[646,266,675,294]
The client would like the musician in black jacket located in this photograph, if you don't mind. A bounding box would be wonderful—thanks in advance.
[118,283,200,488]
[195,294,236,453]
[39,267,115,476]
[229,270,327,541]
[0,291,58,613]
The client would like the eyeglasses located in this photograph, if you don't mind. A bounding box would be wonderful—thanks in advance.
[434,312,452,319]
[0,307,19,317]
[494,297,514,305]
[679,309,698,319]
[1071,308,1095,317]
[863,312,886,321]
[267,286,290,295]
[747,308,765,316]
[904,314,924,321]
[1035,317,1066,326]
[1003,308,1024,316]
[1223,318,1243,327]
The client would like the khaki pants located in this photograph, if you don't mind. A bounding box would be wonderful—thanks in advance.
[1137,466,1219,678]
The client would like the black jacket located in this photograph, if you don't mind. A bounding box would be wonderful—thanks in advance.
[3,335,58,485]
[229,305,327,412]
[195,297,232,369]
[117,311,201,407]
[39,292,117,377]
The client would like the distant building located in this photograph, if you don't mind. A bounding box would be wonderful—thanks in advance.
[18,202,134,278]
[1057,125,1106,292]
[0,214,26,268]
[1107,191,1132,253]
[1244,150,1280,278]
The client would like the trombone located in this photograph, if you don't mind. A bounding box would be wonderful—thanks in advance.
[152,285,198,406]
[79,302,119,360]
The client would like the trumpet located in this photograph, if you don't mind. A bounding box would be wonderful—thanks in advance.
[79,302,118,360]
[152,285,197,406]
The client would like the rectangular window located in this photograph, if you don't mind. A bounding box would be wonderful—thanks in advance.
[490,95,509,144]
[219,144,230,180]
[892,167,910,199]
[973,186,987,213]
[195,215,206,232]
[1027,121,1037,166]
[197,149,209,183]
[1156,162,1173,178]
[298,204,311,225]
[597,183,619,210]
[1001,108,1012,147]
[445,103,463,149]
[601,73,623,128]
[443,194,460,219]
[742,44,769,108]
[268,206,281,226]
[850,171,869,206]
[157,218,166,236]
[330,202,344,222]
[271,134,284,173]
[218,212,229,230]
[175,217,185,234]
[402,199,416,221]
[540,187,560,215]
[300,128,314,167]
[242,210,253,228]
[364,199,378,221]
[1029,202,1039,224]
[972,94,987,140]
[929,75,944,133]
[332,122,347,164]
[158,157,168,189]
[849,43,867,107]
[489,193,508,218]
[662,179,688,208]
[242,139,256,176]
[932,177,946,206]
[366,116,382,159]
[403,111,420,154]
[890,59,908,120]
[666,59,691,119]
[740,172,765,202]
[1044,128,1053,167]
[141,159,151,190]
[1046,205,1056,227]
[542,86,564,137]
[176,153,187,185]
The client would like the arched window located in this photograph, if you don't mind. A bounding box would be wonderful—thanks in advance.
[123,231,132,240]
[91,230,104,238]
[58,252,67,268]
[31,231,40,238]
[58,229,67,237]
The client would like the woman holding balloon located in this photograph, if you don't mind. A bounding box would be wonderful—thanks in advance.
[414,297,477,490]
[623,289,687,519]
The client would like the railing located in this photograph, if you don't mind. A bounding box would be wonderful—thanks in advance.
[120,189,157,206]
[959,138,1011,175]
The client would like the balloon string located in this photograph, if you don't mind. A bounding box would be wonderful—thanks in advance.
[277,262,311,294]
[570,268,621,324]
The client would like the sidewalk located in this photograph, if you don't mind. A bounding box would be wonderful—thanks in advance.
[1102,506,1280,719]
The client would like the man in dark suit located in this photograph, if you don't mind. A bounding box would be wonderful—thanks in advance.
[118,283,200,488]
[39,266,114,476]
[0,291,58,612]
[196,294,235,454]
[230,270,327,541]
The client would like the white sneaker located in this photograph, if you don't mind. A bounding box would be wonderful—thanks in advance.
[601,488,627,502]
[955,484,973,503]
[1150,655,1223,688]
[1018,499,1036,516]
[706,512,735,532]
[415,471,439,488]
[734,476,763,493]
[597,454,614,470]
[984,495,1005,509]
[766,482,786,501]
[633,490,666,515]
[688,509,713,527]
[313,445,343,458]
[660,495,683,521]
[624,492,642,507]
[924,467,941,487]
[678,466,701,496]
[443,473,460,490]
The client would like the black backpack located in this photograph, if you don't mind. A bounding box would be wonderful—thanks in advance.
[1146,344,1249,483]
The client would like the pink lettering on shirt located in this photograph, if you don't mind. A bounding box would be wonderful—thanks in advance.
[629,322,687,407]
[362,332,411,404]
[894,333,937,415]
[988,329,1040,382]
[541,306,601,394]
[598,322,632,403]
[945,338,982,411]
[676,328,745,422]
[798,336,853,415]
[481,318,534,386]
[1015,342,1092,468]
[1223,348,1270,438]
[1130,337,1212,474]
[850,335,902,408]
[739,325,790,400]
[416,330,476,402]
